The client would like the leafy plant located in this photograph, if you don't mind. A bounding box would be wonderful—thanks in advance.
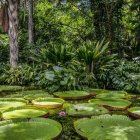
[0,34,9,62]
[76,39,116,87]
[31,44,75,66]
[107,60,140,93]
[35,64,87,92]
[1,64,37,86]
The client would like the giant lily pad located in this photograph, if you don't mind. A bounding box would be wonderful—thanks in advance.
[5,90,52,100]
[0,85,24,93]
[74,114,140,140]
[96,91,134,99]
[32,98,65,108]
[0,118,62,140]
[65,103,109,117]
[0,98,28,112]
[88,89,108,95]
[128,107,140,119]
[53,91,91,100]
[2,106,49,120]
[89,98,131,110]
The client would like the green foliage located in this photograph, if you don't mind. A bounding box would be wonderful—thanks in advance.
[76,39,117,88]
[0,0,139,94]
[0,34,9,62]
[31,44,75,66]
[107,60,140,92]
[35,65,79,91]
[0,64,37,86]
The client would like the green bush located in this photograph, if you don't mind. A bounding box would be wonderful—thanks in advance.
[107,60,140,93]
[1,64,37,86]
[0,34,9,62]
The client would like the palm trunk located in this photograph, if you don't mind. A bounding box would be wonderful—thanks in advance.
[8,0,19,67]
[27,0,34,44]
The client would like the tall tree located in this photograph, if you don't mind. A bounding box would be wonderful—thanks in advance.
[0,4,9,32]
[27,0,34,44]
[7,0,19,67]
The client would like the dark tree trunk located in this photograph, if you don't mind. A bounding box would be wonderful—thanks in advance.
[7,0,19,67]
[27,0,34,44]
[0,5,9,32]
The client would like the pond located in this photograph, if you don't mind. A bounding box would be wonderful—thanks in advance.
[0,87,140,140]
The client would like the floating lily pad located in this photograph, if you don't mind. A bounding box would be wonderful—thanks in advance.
[0,118,62,140]
[96,91,134,99]
[32,98,65,108]
[5,90,52,100]
[74,114,140,140]
[128,107,140,119]
[0,85,24,93]
[89,98,131,110]
[53,91,91,100]
[88,89,108,94]
[0,98,28,112]
[65,103,109,117]
[2,106,49,120]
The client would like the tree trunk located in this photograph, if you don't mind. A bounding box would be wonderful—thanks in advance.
[8,0,19,67]
[0,5,9,32]
[27,0,34,44]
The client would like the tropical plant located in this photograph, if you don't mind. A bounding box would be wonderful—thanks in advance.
[76,39,116,87]
[0,34,9,62]
[0,118,62,140]
[31,44,75,66]
[107,60,140,92]
[1,64,37,86]
[74,114,140,140]
[76,39,110,72]
[35,64,89,92]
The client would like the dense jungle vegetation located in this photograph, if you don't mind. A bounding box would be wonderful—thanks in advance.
[0,0,140,93]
